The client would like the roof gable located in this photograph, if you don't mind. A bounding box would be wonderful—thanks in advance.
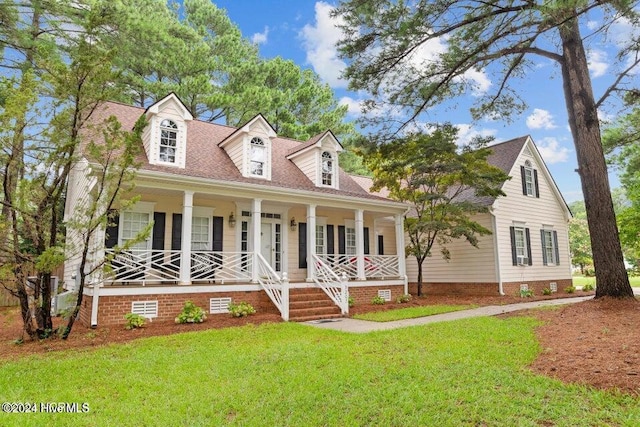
[286,130,343,159]
[145,92,193,121]
[218,114,277,148]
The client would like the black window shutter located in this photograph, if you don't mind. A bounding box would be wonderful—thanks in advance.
[298,222,307,269]
[534,169,540,198]
[152,212,166,250]
[338,226,346,255]
[378,235,384,256]
[525,228,532,265]
[364,227,370,255]
[171,213,182,250]
[326,224,335,254]
[105,210,120,249]
[212,216,224,251]
[520,166,527,195]
[553,230,560,265]
[510,226,517,266]
[540,229,548,266]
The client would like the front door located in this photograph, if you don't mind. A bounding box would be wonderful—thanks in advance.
[260,221,282,272]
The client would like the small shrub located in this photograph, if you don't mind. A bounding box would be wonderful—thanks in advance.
[175,301,207,324]
[371,295,386,305]
[564,285,576,294]
[124,313,146,330]
[348,296,355,308]
[519,289,534,298]
[584,269,595,277]
[582,283,595,292]
[228,302,256,317]
[541,287,552,296]
[396,294,412,304]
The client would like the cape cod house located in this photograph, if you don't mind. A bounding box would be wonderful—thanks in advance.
[355,136,573,297]
[63,93,409,326]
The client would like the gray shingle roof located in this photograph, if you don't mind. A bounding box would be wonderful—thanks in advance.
[91,101,393,203]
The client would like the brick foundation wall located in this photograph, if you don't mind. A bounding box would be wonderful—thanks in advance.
[502,279,573,297]
[81,290,278,327]
[348,285,405,304]
[408,282,500,296]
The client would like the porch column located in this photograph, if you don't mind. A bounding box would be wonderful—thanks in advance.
[251,198,262,283]
[355,209,366,280]
[179,190,194,285]
[395,213,408,294]
[306,204,317,281]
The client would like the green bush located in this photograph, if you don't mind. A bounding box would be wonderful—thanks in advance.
[582,283,595,292]
[371,295,386,305]
[519,289,534,298]
[542,288,552,296]
[564,285,576,294]
[348,296,355,308]
[175,301,207,324]
[124,313,146,330]
[396,294,412,304]
[228,302,256,317]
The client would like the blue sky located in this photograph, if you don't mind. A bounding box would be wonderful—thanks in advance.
[212,1,636,203]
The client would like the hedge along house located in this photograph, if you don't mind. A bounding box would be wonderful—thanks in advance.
[63,93,409,327]
[355,136,573,297]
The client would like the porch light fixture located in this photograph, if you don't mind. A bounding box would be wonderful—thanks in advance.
[290,217,297,231]
[228,212,236,228]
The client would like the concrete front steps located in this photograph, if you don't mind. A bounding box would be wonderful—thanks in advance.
[288,288,343,322]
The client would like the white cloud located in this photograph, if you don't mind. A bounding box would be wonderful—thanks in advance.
[251,26,269,45]
[586,20,599,31]
[338,96,362,116]
[537,137,570,164]
[587,49,609,78]
[526,108,557,130]
[455,124,497,146]
[300,2,348,88]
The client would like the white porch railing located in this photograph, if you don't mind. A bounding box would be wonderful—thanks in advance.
[312,254,348,315]
[105,249,182,284]
[191,251,252,283]
[316,254,400,280]
[255,253,289,321]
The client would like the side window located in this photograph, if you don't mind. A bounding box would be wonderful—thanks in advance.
[159,119,178,164]
[510,226,532,266]
[520,160,539,198]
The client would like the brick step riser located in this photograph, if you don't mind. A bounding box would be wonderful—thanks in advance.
[290,300,337,309]
[289,314,343,322]
[289,294,334,303]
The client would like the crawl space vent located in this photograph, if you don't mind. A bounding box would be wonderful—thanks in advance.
[550,282,558,293]
[131,301,158,318]
[378,289,392,301]
[210,297,232,314]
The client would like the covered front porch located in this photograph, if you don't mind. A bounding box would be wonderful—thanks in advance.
[83,181,408,324]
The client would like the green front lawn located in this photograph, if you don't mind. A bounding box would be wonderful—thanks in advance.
[1,319,638,426]
[353,304,474,322]
[573,275,640,287]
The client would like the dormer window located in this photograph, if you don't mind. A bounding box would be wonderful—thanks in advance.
[250,137,266,177]
[321,151,334,186]
[159,119,178,164]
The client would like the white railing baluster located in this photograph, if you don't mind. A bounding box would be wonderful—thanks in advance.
[255,253,288,321]
[316,254,400,280]
[312,254,349,314]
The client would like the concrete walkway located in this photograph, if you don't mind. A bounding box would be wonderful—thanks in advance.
[304,296,594,333]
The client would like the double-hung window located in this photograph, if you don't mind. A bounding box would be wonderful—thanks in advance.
[321,151,333,186]
[541,228,560,266]
[191,216,211,251]
[250,137,266,177]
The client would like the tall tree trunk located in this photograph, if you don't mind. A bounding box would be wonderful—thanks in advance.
[558,15,634,299]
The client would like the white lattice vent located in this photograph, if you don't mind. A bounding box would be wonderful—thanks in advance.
[210,297,232,314]
[131,301,158,318]
[550,282,558,293]
[520,284,529,292]
[378,289,392,301]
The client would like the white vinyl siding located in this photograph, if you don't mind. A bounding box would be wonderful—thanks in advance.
[290,150,317,184]
[405,213,497,283]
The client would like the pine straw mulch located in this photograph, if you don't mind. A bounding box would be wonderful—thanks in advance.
[2,290,639,396]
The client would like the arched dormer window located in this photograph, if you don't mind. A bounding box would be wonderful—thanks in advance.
[321,151,334,186]
[159,119,178,164]
[250,137,266,177]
